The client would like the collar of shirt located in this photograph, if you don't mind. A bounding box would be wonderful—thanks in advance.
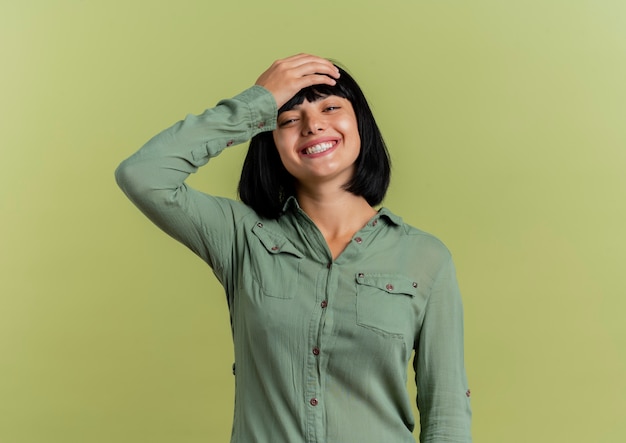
[281,195,403,228]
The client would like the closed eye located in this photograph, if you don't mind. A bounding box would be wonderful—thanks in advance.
[278,118,299,127]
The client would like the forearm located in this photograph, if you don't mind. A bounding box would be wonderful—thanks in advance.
[115,85,277,207]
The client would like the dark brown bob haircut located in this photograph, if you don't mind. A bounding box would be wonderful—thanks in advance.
[238,64,391,219]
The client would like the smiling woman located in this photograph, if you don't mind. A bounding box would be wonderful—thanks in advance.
[240,63,390,221]
[115,53,472,443]
[276,96,361,190]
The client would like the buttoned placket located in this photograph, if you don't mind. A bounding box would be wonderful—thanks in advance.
[301,214,384,443]
[305,259,335,443]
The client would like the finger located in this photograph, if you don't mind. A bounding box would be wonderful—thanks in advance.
[256,55,325,87]
[276,55,339,79]
[298,73,337,89]
[288,58,340,78]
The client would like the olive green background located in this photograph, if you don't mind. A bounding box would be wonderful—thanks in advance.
[1,1,625,442]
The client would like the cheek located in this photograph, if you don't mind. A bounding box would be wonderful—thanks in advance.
[338,115,360,140]
[340,120,361,153]
[272,132,288,159]
[272,130,295,154]
[272,131,297,171]
[271,131,282,152]
[274,134,286,158]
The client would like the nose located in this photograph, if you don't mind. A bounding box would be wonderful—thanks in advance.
[301,114,325,136]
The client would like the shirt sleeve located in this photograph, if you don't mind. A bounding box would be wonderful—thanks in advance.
[414,255,472,442]
[114,85,277,277]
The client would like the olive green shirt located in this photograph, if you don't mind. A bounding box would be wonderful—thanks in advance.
[115,86,471,443]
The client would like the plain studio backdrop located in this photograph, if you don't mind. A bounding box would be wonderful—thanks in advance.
[1,1,624,442]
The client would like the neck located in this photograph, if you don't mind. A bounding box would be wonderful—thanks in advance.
[295,185,377,258]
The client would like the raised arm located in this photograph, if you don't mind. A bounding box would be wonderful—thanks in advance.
[115,86,277,271]
[115,54,340,271]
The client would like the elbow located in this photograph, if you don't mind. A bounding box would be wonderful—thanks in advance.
[114,158,177,214]
[115,159,149,200]
[115,159,132,194]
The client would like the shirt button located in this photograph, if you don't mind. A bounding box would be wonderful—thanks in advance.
[226,140,234,147]
[386,283,394,291]
[257,122,265,128]
[271,246,279,251]
[354,237,362,244]
[256,222,263,228]
[310,398,318,406]
[412,282,418,288]
[372,220,378,226]
[312,347,320,356]
[358,272,364,279]
[320,300,328,308]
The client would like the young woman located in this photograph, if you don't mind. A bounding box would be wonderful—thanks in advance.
[116,54,472,443]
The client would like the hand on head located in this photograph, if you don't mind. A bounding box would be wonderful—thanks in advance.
[255,54,340,109]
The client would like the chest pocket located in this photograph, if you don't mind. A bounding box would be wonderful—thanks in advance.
[250,222,304,299]
[355,273,419,339]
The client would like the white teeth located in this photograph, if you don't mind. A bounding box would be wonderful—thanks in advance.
[304,142,335,155]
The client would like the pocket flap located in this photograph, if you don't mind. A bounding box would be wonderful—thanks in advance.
[252,222,304,258]
[355,273,418,297]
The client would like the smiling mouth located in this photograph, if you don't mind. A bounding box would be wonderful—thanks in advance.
[302,141,337,155]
